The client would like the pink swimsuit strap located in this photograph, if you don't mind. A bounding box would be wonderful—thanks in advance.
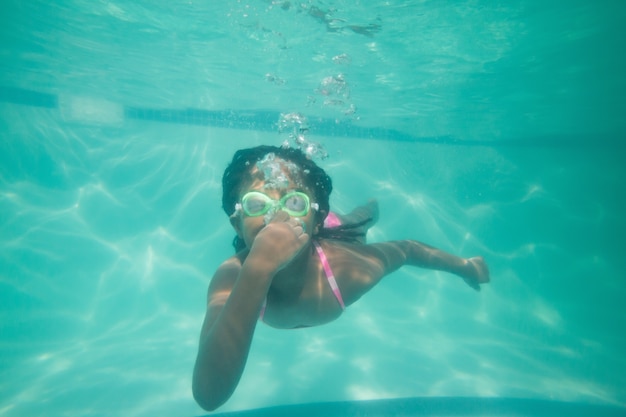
[259,240,345,321]
[313,240,346,310]
[324,212,342,228]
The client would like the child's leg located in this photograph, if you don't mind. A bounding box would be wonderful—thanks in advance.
[336,199,379,244]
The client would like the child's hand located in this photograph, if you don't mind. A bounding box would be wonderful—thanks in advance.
[249,210,310,272]
[461,256,490,291]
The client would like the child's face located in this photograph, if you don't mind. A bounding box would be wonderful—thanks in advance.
[230,158,317,249]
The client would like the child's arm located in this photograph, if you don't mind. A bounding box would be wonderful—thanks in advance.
[192,213,309,411]
[377,240,489,288]
[338,240,489,305]
[398,240,489,290]
[191,258,269,411]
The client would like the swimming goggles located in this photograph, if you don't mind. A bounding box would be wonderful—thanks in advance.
[235,191,318,217]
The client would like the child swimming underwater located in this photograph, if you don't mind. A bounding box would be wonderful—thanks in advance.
[192,145,490,411]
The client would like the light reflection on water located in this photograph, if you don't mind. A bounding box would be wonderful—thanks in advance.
[2,105,624,417]
[1,0,625,416]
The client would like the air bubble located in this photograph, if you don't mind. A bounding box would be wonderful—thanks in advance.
[278,112,328,160]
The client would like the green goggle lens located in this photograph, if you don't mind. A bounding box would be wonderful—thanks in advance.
[240,191,311,217]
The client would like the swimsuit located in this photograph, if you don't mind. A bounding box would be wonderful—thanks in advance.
[312,240,345,309]
[324,212,342,228]
[259,240,345,322]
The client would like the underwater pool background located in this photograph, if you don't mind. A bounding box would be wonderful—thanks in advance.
[1,1,625,416]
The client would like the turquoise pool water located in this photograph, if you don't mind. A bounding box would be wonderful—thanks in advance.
[1,1,625,416]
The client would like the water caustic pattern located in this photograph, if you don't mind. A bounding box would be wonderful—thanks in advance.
[2,103,625,417]
[0,112,229,416]
[1,0,626,416]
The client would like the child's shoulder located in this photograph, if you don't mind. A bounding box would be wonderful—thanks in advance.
[211,255,243,284]
[218,254,244,271]
[317,238,364,247]
[317,238,369,255]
